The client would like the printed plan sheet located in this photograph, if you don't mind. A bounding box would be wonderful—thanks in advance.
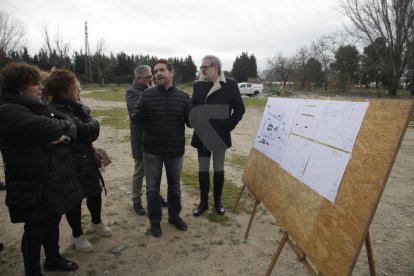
[253,98,369,203]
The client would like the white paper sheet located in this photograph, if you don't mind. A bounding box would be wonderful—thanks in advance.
[313,101,369,152]
[301,143,351,203]
[291,100,327,139]
[252,98,369,204]
[280,134,314,180]
[253,98,301,163]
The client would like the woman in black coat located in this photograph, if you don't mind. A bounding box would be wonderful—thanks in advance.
[0,63,82,275]
[45,69,112,253]
[191,55,245,216]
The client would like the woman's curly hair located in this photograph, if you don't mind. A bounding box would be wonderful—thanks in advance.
[0,63,42,94]
[44,69,77,102]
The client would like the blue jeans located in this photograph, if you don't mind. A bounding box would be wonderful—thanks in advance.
[22,216,61,276]
[143,152,183,223]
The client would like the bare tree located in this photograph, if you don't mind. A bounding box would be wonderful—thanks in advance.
[93,37,110,85]
[268,53,295,84]
[0,11,27,55]
[292,47,309,90]
[309,33,346,91]
[40,23,71,68]
[341,0,414,96]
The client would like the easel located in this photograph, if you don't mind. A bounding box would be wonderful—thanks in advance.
[264,229,377,276]
[233,181,260,239]
[235,181,377,275]
[238,99,412,275]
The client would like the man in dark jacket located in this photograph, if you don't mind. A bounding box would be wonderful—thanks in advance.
[126,65,167,216]
[190,55,245,217]
[131,59,192,237]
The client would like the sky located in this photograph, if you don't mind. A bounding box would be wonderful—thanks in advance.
[1,0,347,71]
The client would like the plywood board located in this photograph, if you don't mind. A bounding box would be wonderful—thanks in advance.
[242,99,412,276]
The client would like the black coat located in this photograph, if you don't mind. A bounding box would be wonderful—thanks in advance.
[0,94,83,223]
[131,84,192,157]
[125,82,147,159]
[51,99,103,197]
[191,78,245,150]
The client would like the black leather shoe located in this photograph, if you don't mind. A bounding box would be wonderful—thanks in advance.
[168,217,188,231]
[193,202,209,217]
[160,196,168,207]
[133,203,146,216]
[0,181,5,191]
[150,222,162,237]
[215,202,225,215]
[44,256,79,271]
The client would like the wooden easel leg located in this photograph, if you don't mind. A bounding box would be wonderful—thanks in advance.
[365,232,376,276]
[233,185,245,212]
[265,232,289,276]
[244,199,260,240]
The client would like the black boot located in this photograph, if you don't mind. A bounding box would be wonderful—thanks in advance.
[213,171,225,215]
[193,172,210,217]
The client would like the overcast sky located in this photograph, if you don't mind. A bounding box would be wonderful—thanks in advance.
[2,0,347,71]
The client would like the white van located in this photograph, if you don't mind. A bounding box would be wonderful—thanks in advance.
[238,82,263,96]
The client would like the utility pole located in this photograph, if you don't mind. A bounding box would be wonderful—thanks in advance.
[84,21,93,83]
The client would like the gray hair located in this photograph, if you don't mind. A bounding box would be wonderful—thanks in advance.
[134,65,152,78]
[202,55,222,73]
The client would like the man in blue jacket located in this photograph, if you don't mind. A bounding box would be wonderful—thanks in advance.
[131,59,192,237]
[190,55,245,217]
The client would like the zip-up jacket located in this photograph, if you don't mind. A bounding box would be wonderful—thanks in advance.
[131,84,192,157]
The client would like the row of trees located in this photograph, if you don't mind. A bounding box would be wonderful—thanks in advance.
[264,0,414,95]
[0,10,260,85]
[1,0,413,95]
[0,12,199,84]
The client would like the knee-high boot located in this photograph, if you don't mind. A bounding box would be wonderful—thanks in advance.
[213,171,225,215]
[193,172,210,217]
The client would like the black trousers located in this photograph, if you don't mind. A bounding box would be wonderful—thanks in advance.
[22,216,61,276]
[66,194,102,237]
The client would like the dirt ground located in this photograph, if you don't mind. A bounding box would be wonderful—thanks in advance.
[0,96,413,276]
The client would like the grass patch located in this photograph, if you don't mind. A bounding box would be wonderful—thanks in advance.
[82,83,194,102]
[243,97,267,109]
[180,158,255,223]
[83,86,128,102]
[409,112,414,122]
[91,108,129,129]
[176,82,194,95]
[226,153,248,168]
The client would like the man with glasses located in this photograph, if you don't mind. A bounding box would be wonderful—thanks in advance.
[191,55,245,217]
[126,65,167,216]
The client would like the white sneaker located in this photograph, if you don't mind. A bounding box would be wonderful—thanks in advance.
[89,221,112,237]
[71,235,93,253]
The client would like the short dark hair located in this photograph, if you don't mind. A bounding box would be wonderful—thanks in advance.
[155,59,173,71]
[0,63,42,94]
[44,69,77,102]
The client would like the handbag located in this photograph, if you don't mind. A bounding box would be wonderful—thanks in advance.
[92,146,112,169]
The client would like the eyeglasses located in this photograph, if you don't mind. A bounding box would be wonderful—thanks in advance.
[139,75,153,80]
[200,65,214,71]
